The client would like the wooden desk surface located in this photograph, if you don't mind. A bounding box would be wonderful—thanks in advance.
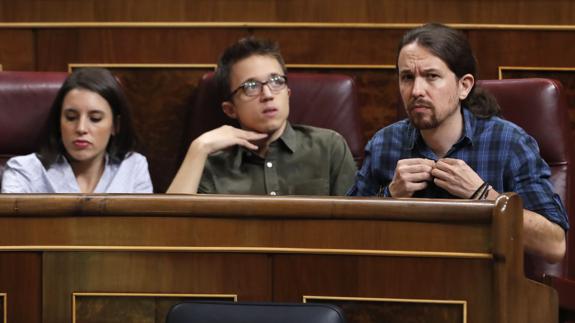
[0,194,557,323]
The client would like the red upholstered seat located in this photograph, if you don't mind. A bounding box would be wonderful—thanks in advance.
[478,79,573,279]
[0,71,68,180]
[478,79,575,322]
[185,72,365,164]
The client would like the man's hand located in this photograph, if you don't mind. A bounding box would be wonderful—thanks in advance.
[167,125,268,194]
[431,158,484,198]
[389,158,435,197]
[193,125,268,156]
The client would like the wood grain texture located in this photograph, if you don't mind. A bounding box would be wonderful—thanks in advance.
[0,253,42,323]
[0,0,573,24]
[0,30,35,71]
[0,193,556,323]
[74,295,234,323]
[44,252,268,323]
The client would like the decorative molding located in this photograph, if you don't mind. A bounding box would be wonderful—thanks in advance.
[0,22,574,31]
[0,293,6,323]
[68,63,215,72]
[499,66,575,79]
[68,63,395,71]
[73,292,237,299]
[304,295,467,323]
[0,245,493,259]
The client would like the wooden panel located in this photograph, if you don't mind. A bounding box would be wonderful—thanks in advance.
[275,255,488,322]
[0,193,557,323]
[43,252,270,323]
[31,27,575,71]
[468,30,575,79]
[0,30,35,71]
[0,195,493,254]
[0,294,5,323]
[0,0,574,24]
[0,253,41,323]
[307,297,465,323]
[35,28,248,71]
[74,293,235,323]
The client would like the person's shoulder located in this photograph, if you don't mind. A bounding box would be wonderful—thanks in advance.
[290,125,351,148]
[2,153,47,192]
[292,124,343,139]
[122,151,148,163]
[6,153,44,170]
[116,152,151,171]
[366,119,409,144]
[478,115,531,137]
[475,116,539,155]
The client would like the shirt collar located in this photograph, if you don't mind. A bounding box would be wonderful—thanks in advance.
[406,106,476,150]
[277,122,297,153]
[232,122,295,167]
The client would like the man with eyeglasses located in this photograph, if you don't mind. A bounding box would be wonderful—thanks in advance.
[168,37,356,195]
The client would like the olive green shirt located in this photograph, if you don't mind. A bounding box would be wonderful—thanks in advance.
[198,123,357,196]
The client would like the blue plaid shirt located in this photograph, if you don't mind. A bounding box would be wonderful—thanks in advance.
[348,108,569,230]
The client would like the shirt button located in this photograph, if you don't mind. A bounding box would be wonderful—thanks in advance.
[270,191,277,196]
[266,162,273,168]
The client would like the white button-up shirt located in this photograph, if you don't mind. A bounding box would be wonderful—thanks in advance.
[1,152,153,193]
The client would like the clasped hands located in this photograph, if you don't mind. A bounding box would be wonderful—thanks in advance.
[388,158,484,198]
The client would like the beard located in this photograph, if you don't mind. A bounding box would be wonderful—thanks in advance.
[409,109,439,129]
[406,99,459,130]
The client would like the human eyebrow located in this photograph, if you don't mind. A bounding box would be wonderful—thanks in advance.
[421,68,442,75]
[62,108,79,115]
[240,78,259,84]
[89,110,105,116]
[398,70,414,79]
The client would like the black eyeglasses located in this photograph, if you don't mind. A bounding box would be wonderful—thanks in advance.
[229,75,288,98]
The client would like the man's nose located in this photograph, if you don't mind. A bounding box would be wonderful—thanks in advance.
[260,83,274,100]
[411,77,426,97]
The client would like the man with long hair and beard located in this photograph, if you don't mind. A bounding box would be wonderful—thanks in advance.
[348,23,568,264]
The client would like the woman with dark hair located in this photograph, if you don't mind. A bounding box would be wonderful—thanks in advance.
[1,68,153,193]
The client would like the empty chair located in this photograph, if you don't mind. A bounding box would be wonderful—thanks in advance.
[0,71,67,179]
[166,301,346,323]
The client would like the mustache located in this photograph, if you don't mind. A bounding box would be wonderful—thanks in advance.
[407,99,434,110]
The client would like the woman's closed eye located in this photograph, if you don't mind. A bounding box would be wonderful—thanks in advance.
[89,112,104,123]
[63,111,78,121]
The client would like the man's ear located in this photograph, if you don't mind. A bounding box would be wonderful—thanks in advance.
[458,73,475,100]
[222,101,237,119]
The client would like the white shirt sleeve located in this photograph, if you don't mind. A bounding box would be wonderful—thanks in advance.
[133,154,153,193]
[1,154,42,193]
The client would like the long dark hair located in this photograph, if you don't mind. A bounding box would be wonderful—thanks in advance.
[38,68,138,167]
[397,23,500,118]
